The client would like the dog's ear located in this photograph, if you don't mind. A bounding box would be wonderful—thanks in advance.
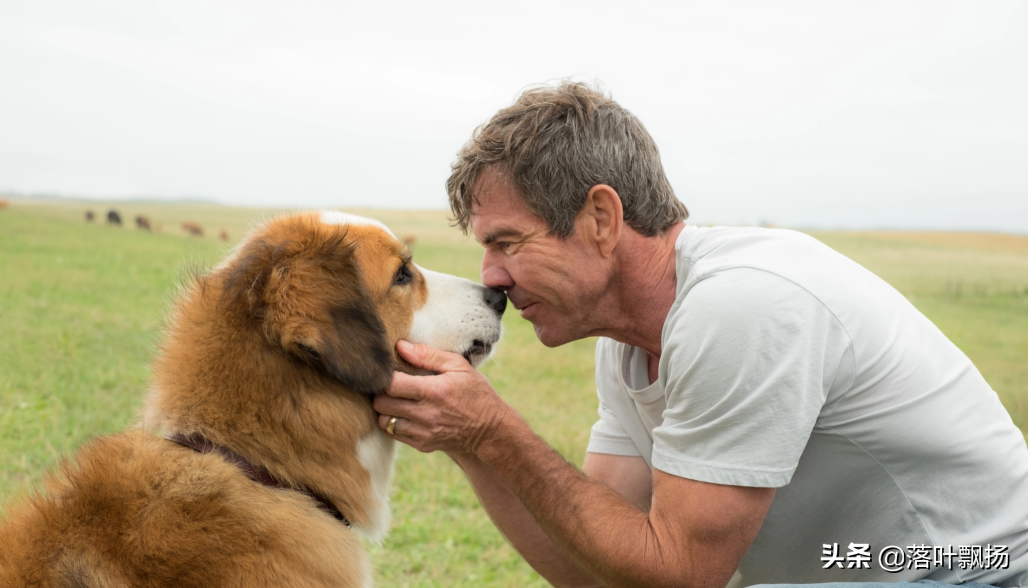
[289,296,394,395]
[220,239,276,318]
[219,228,394,394]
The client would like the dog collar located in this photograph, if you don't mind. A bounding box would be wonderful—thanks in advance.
[165,432,351,528]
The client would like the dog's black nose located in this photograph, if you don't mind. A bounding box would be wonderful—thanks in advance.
[484,288,507,315]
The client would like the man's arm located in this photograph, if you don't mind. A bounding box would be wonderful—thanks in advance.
[373,342,775,588]
[477,411,773,588]
[447,452,652,588]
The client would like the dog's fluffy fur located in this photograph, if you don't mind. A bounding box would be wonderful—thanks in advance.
[0,212,504,588]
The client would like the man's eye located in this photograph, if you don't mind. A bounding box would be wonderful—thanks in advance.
[393,265,413,286]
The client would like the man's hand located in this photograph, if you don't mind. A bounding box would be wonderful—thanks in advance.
[373,340,516,454]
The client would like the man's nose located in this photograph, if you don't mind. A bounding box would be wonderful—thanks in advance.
[481,250,514,290]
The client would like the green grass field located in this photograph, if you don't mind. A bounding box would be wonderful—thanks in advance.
[1,199,1026,586]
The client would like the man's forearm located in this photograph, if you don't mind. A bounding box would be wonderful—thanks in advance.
[448,451,600,588]
[473,412,687,588]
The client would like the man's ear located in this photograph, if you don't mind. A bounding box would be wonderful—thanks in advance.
[583,184,624,257]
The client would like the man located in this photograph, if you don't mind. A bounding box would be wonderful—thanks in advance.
[373,82,1028,588]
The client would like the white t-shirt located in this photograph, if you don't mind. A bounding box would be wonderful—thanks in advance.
[588,226,1028,587]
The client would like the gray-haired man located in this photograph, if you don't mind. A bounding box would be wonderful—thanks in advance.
[373,82,1028,588]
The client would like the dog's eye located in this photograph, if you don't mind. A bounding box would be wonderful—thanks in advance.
[393,265,412,286]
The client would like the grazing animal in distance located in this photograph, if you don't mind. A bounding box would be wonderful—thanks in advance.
[107,210,122,225]
[219,229,230,242]
[135,215,151,231]
[402,234,416,247]
[0,199,9,211]
[182,221,203,236]
[0,211,506,587]
[85,210,95,222]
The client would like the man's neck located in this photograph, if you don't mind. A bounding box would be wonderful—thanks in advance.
[594,222,685,359]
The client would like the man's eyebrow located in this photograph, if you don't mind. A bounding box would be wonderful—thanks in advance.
[480,229,523,245]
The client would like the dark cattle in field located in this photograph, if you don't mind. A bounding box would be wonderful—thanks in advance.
[85,210,95,221]
[182,222,203,236]
[135,215,151,231]
[107,210,122,225]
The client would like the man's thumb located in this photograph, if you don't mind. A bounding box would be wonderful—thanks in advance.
[396,340,465,372]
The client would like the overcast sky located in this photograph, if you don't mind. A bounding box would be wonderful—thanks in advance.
[2,0,1026,232]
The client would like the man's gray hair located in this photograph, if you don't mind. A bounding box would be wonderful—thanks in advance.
[447,81,688,238]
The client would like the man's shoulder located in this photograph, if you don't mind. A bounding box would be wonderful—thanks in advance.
[673,225,892,319]
[675,224,820,251]
[676,226,841,277]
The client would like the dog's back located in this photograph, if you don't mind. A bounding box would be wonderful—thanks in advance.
[0,431,368,588]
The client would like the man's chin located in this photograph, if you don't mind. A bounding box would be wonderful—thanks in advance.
[531,321,577,348]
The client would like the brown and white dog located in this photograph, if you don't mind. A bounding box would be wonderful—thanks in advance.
[0,211,506,588]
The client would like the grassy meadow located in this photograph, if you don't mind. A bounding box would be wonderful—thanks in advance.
[1,198,1026,586]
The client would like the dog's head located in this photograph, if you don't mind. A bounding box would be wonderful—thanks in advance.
[144,211,505,540]
[218,211,504,393]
